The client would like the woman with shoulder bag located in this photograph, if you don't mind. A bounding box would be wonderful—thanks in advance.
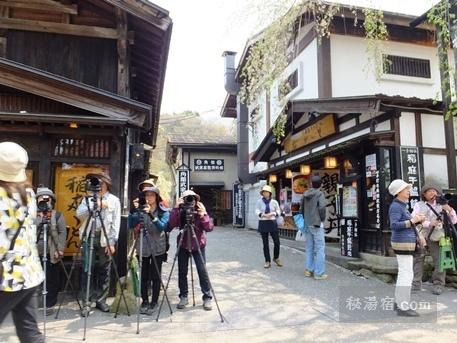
[256,185,282,268]
[0,142,45,343]
[411,185,457,295]
[388,179,425,317]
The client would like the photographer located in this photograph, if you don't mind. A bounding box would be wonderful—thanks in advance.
[0,142,44,342]
[412,185,457,295]
[168,190,214,311]
[76,173,120,313]
[35,187,67,315]
[128,186,169,315]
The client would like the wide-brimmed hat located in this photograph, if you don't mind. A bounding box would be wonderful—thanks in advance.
[181,189,200,202]
[36,187,55,200]
[86,172,112,186]
[138,178,156,191]
[260,185,273,195]
[388,179,412,196]
[0,142,28,183]
[142,186,163,203]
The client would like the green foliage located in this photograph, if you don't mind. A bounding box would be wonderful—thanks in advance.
[362,8,390,81]
[427,0,457,119]
[272,112,287,144]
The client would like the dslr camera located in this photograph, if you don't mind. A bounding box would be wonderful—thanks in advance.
[86,176,102,193]
[137,191,148,211]
[436,193,452,206]
[37,195,53,213]
[180,195,197,224]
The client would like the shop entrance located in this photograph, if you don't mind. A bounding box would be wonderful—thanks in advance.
[191,185,232,226]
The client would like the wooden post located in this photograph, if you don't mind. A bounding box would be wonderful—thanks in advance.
[116,8,130,97]
[0,6,9,58]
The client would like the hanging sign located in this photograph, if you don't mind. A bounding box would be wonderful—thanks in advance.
[176,164,190,198]
[194,158,224,171]
[233,182,245,227]
[400,147,421,210]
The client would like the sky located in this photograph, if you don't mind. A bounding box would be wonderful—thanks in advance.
[152,0,439,122]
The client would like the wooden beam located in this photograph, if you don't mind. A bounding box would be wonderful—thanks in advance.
[116,8,130,97]
[1,1,78,15]
[0,17,119,39]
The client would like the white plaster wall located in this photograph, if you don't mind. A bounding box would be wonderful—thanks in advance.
[399,112,416,146]
[331,35,442,99]
[423,154,449,190]
[244,181,266,230]
[270,39,319,123]
[375,120,391,132]
[421,114,446,148]
[189,151,238,190]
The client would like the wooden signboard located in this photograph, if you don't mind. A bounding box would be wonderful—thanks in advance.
[284,114,337,153]
[54,166,104,256]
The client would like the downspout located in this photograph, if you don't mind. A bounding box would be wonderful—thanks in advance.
[222,51,256,184]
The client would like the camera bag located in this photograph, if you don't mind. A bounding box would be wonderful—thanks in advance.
[426,203,445,242]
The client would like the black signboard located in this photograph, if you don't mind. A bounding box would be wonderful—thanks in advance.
[400,147,421,210]
[176,164,190,197]
[233,182,245,227]
[341,218,359,258]
[194,158,224,171]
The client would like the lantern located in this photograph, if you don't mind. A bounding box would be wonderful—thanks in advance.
[285,169,293,178]
[324,156,338,169]
[300,164,311,175]
[269,174,277,183]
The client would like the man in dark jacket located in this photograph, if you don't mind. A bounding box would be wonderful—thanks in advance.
[35,187,67,316]
[301,175,327,280]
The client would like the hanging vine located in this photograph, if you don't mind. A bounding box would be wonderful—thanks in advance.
[427,0,457,119]
[240,1,390,143]
[362,8,390,81]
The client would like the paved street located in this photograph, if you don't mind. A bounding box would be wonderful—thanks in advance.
[2,226,457,343]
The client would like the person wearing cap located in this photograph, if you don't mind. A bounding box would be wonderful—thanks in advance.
[256,185,282,269]
[0,142,45,342]
[76,172,121,314]
[411,185,457,295]
[301,175,327,280]
[34,187,67,315]
[168,189,214,311]
[128,186,169,315]
[388,179,426,317]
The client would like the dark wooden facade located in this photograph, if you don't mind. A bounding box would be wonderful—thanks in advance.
[0,0,172,267]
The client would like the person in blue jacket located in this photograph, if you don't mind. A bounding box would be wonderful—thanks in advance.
[128,186,169,315]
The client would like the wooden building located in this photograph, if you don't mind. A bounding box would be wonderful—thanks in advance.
[0,0,172,259]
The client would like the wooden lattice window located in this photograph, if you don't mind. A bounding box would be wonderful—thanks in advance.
[54,138,111,158]
[384,55,431,79]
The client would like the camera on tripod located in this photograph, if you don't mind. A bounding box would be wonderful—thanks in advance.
[37,195,53,213]
[180,195,197,224]
[137,191,148,211]
[436,193,452,205]
[86,176,102,193]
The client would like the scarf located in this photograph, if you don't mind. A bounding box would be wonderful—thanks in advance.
[262,197,271,214]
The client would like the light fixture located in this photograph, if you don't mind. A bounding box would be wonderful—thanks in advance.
[69,122,78,129]
[324,156,338,169]
[285,169,293,178]
[343,159,353,170]
[352,180,358,188]
[269,174,277,183]
[300,164,311,175]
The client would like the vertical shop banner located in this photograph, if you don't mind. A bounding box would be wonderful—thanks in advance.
[315,170,340,238]
[365,153,381,229]
[341,218,359,257]
[55,166,104,256]
[400,147,421,210]
[176,164,190,198]
[233,182,245,227]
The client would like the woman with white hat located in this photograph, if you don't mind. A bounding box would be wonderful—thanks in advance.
[0,142,45,342]
[256,185,282,268]
[388,179,425,317]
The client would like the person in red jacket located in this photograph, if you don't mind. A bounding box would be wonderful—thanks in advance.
[168,190,214,311]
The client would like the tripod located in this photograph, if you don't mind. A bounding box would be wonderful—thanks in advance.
[80,193,130,341]
[156,215,224,322]
[37,216,83,323]
[116,209,173,333]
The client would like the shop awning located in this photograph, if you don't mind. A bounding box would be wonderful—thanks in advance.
[256,130,395,175]
[190,181,225,187]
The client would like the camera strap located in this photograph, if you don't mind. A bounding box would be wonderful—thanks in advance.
[8,212,28,252]
[425,202,443,240]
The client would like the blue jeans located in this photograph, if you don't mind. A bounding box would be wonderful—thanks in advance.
[305,226,326,276]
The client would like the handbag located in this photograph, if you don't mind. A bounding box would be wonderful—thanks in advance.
[295,230,306,241]
[276,215,285,227]
[425,203,446,242]
[293,213,307,233]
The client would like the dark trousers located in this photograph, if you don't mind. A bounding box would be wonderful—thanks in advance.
[81,232,112,304]
[139,254,164,305]
[0,287,45,343]
[39,257,60,308]
[261,231,280,262]
[178,247,212,300]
